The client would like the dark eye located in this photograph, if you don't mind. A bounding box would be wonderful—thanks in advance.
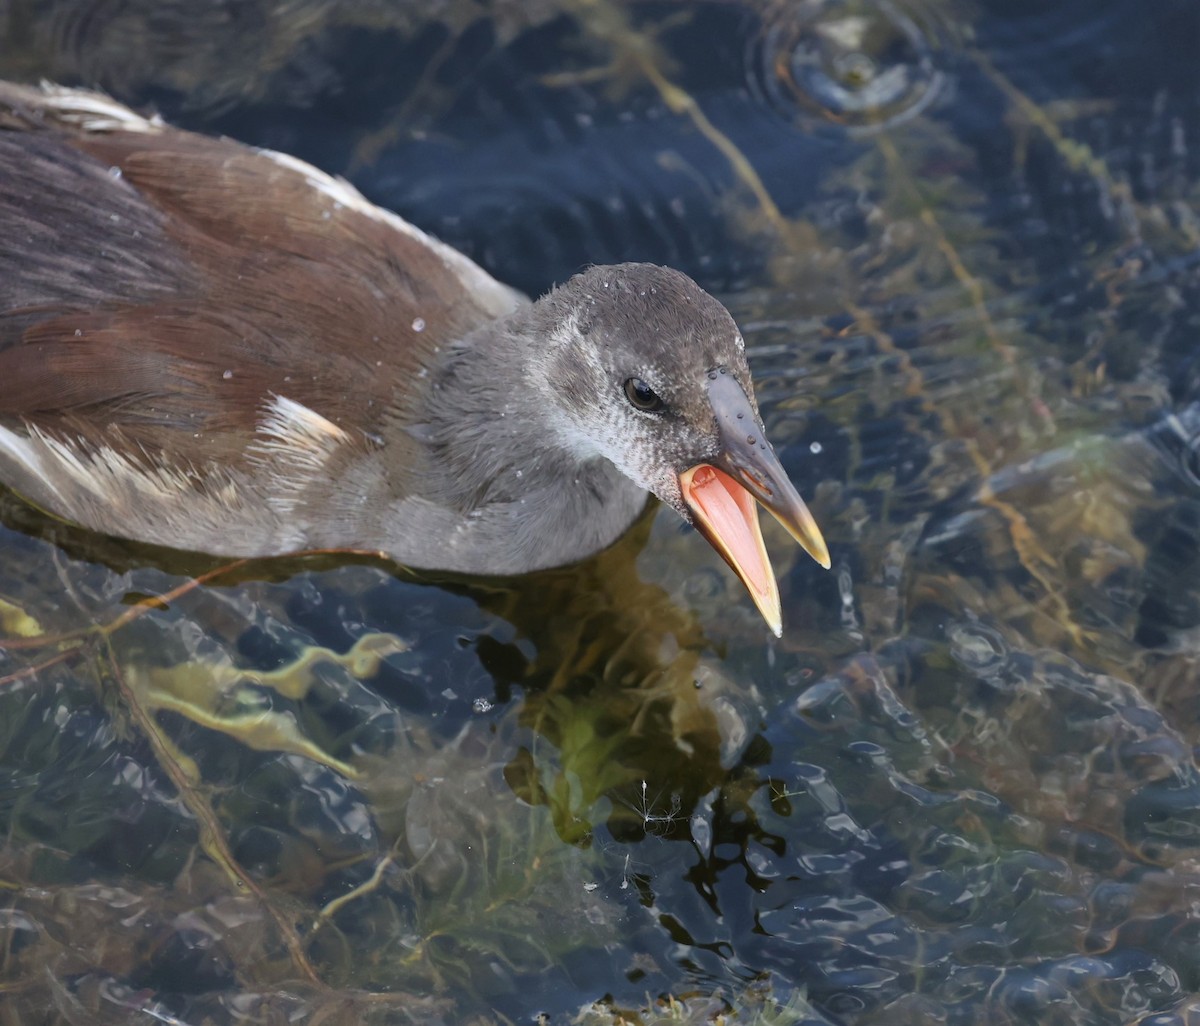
[624,377,665,412]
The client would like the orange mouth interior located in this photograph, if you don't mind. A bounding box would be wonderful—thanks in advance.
[679,463,781,635]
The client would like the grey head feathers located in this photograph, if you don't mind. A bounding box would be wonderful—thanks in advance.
[518,263,758,515]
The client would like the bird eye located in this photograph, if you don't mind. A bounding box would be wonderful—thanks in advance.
[623,377,665,413]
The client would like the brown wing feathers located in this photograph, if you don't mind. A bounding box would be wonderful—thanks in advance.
[0,89,477,473]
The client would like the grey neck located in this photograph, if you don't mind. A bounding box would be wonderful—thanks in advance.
[370,316,649,575]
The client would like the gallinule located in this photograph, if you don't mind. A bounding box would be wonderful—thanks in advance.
[0,81,829,633]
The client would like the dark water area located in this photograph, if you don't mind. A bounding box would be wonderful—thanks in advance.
[2,0,1200,1023]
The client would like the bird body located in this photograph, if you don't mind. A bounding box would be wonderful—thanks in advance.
[0,81,828,631]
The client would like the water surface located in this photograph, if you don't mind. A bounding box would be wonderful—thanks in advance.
[1,1,1199,1022]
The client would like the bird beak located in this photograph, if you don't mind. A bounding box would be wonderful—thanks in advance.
[678,373,831,636]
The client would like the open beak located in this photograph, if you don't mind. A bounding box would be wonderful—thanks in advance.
[678,373,830,636]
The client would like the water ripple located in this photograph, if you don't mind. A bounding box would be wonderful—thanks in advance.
[746,0,950,134]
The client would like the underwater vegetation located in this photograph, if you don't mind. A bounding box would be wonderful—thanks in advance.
[1,0,1200,1022]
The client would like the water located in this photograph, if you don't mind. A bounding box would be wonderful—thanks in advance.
[1,1,1200,1022]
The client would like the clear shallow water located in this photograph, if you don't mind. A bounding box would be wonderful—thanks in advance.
[1,1,1200,1023]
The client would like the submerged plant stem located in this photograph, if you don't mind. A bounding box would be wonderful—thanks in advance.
[102,641,324,986]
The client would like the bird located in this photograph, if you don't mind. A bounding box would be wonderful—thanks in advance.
[0,80,829,635]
